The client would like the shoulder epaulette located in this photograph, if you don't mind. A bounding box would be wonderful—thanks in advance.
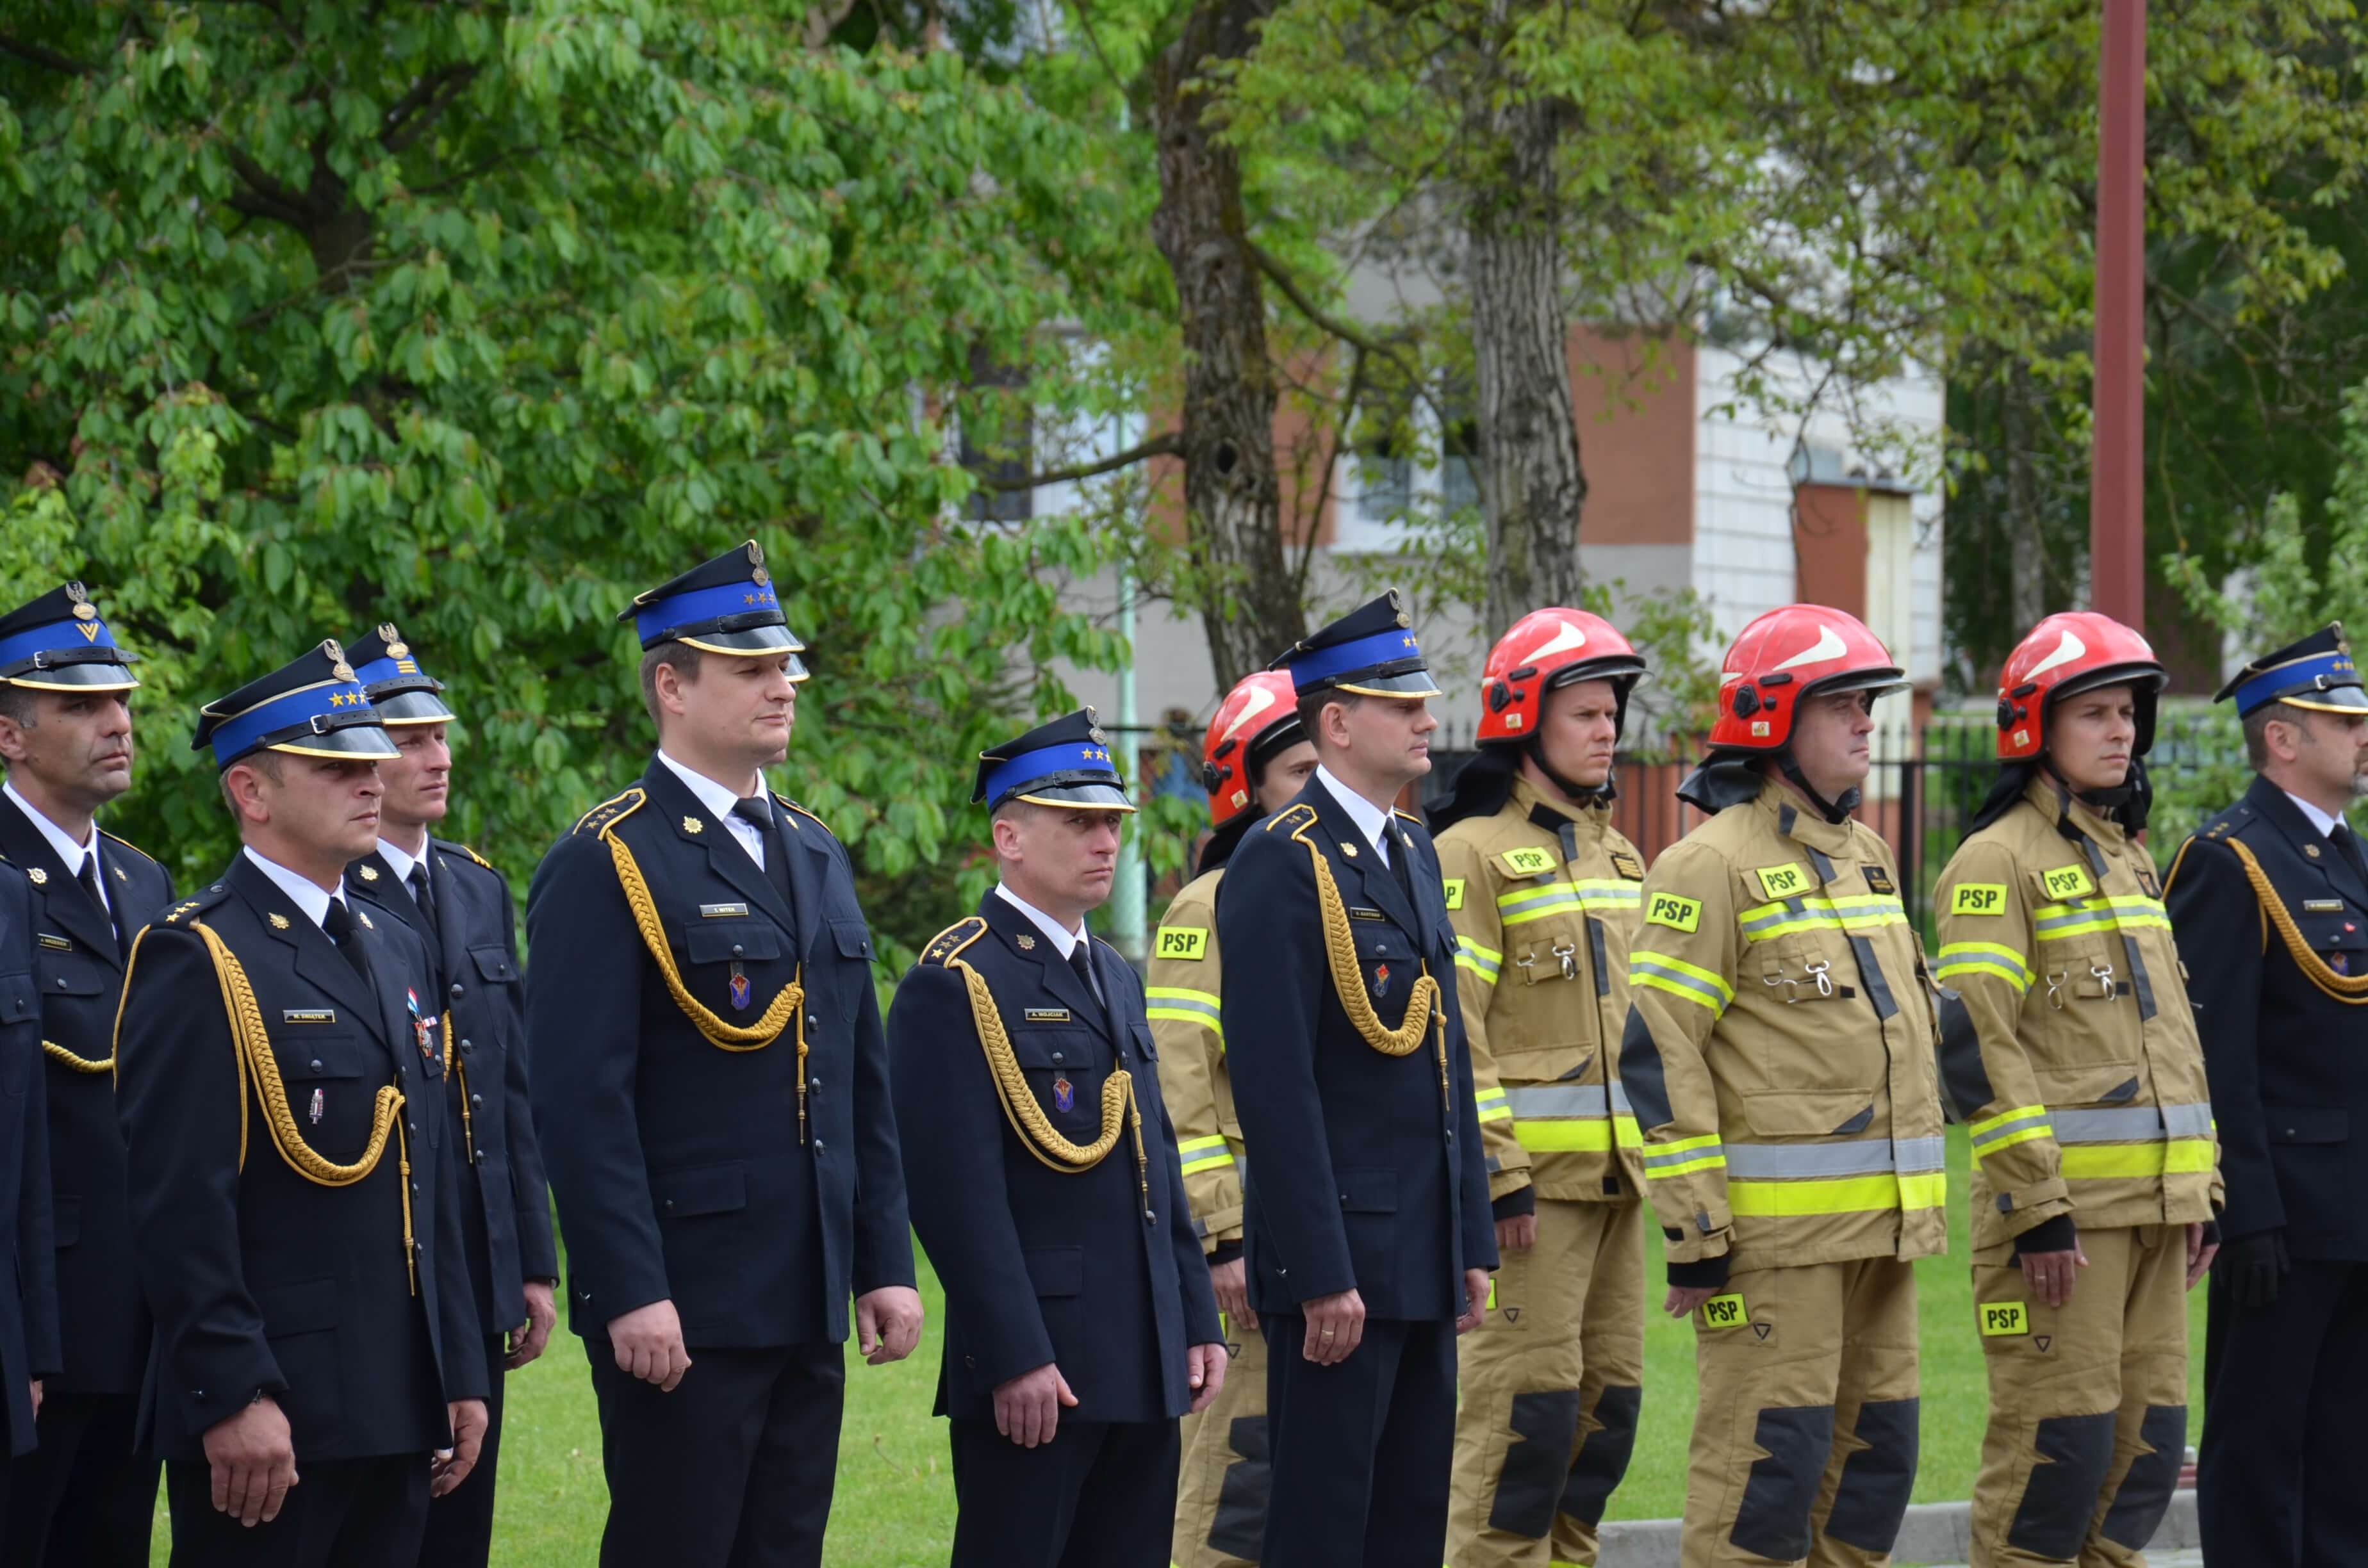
[1267,802,1318,835]
[773,792,830,833]
[923,915,988,965]
[1393,807,1422,823]
[572,787,647,838]
[99,828,161,869]
[162,880,233,927]
[438,840,496,870]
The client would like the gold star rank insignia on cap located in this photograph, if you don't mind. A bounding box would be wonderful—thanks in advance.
[684,817,703,835]
[359,865,379,881]
[269,913,290,929]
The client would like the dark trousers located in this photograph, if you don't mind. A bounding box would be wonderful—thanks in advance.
[2,1387,157,1567]
[414,1333,504,1568]
[1260,1314,1457,1568]
[585,1337,844,1568]
[165,1455,426,1568]
[948,1414,1178,1568]
[2199,1257,2368,1567]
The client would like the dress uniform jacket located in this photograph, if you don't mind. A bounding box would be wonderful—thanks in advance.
[525,759,913,1349]
[889,892,1221,1423]
[347,842,555,1337]
[1619,777,1948,1273]
[1437,776,1649,1204]
[1216,783,1496,1320]
[1934,776,2219,1253]
[0,804,170,1399]
[113,856,487,1463]
[0,866,56,1457]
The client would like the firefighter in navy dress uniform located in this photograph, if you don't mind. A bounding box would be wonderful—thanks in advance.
[526,541,921,1568]
[1215,592,1498,1568]
[2164,623,2368,1567]
[0,583,170,1567]
[339,623,557,1568]
[888,709,1226,1568]
[115,641,488,1568]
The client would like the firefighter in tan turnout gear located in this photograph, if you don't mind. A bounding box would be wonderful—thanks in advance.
[1620,605,1948,1568]
[1158,671,1318,1568]
[1431,609,1650,1568]
[1931,612,2219,1568]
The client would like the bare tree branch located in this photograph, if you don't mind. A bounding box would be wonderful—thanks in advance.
[977,429,1183,491]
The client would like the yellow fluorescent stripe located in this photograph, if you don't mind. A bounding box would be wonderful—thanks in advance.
[1934,960,2034,993]
[1970,1125,2055,1162]
[1937,941,2031,972]
[1181,1151,1236,1173]
[1177,1135,1229,1152]
[1657,1133,1722,1154]
[1515,1120,1616,1152]
[1727,1171,1948,1216]
[1146,1008,1224,1038]
[1629,951,1737,1000]
[1968,1103,2047,1136]
[1147,986,1221,1006]
[1632,972,1722,1013]
[2059,1139,2216,1179]
[1645,1154,1726,1177]
[1458,936,1503,963]
[1614,1114,1643,1149]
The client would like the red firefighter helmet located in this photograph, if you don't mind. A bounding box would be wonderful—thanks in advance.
[1201,671,1306,828]
[1994,612,2166,762]
[1477,608,1648,745]
[1709,605,1907,752]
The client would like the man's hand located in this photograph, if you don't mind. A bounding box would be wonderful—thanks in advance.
[1300,1289,1364,1365]
[855,1285,925,1366]
[2215,1229,2289,1307]
[1210,1257,1256,1334]
[1456,1268,1491,1335]
[2186,1221,2221,1291]
[506,1280,558,1371]
[430,1400,489,1498]
[202,1394,298,1526]
[992,1362,1077,1448]
[1495,1213,1537,1254]
[2018,1243,2087,1309]
[1664,1284,1720,1320]
[1187,1341,1228,1414]
[607,1299,692,1391]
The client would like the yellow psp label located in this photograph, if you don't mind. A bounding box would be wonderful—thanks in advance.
[1155,926,1208,961]
[1442,878,1465,911]
[1700,1293,1750,1329]
[1979,1301,2030,1337]
[1755,862,1809,899]
[1952,883,2009,915]
[1500,846,1558,878]
[1645,893,1702,933]
[2040,864,2096,900]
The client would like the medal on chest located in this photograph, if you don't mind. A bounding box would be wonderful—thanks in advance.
[729,962,752,1011]
[1053,1075,1075,1112]
[406,987,439,1063]
[309,1087,325,1125]
[1374,962,1390,999]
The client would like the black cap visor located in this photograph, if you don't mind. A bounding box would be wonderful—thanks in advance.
[3,650,141,692]
[1317,657,1443,700]
[2276,683,2368,715]
[254,715,402,764]
[1001,777,1136,814]
[370,687,457,725]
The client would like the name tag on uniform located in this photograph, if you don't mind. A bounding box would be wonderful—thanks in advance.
[37,933,70,951]
[2306,899,2346,912]
[1349,906,1385,920]
[283,1009,338,1024]
[700,902,751,919]
[1025,1008,1071,1022]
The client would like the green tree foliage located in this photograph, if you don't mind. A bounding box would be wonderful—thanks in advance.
[0,1,1131,960]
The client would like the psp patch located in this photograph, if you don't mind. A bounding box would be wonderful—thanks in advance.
[1645,893,1702,934]
[1952,883,2009,916]
[2039,863,2096,901]
[1755,862,1809,899]
[1500,845,1558,878]
[1442,877,1466,911]
[1155,926,1208,961]
[1700,1293,1750,1329]
[1979,1301,2031,1337]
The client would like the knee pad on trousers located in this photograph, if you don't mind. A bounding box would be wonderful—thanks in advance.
[1558,1384,1642,1530]
[1728,1405,1837,1563]
[2006,1412,2119,1560]
[2098,1405,2185,1550]
[1488,1389,1585,1539]
[1822,1397,1919,1553]
[1208,1415,1273,1561]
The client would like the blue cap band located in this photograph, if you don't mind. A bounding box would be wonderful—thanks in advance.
[2231,650,2360,715]
[1287,626,1426,690]
[353,653,431,688]
[634,580,783,645]
[0,617,121,671]
[210,682,375,767]
[982,741,1123,804]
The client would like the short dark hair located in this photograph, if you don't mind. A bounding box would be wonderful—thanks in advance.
[2244,701,2306,771]
[219,749,286,818]
[1295,689,1362,756]
[0,685,34,730]
[639,643,704,727]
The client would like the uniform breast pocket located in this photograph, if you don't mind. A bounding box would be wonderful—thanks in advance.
[468,945,519,987]
[0,971,33,1088]
[278,1034,381,1161]
[1351,922,1415,1027]
[829,917,874,1006]
[1496,913,1598,1063]
[682,922,785,1016]
[2027,936,2139,1086]
[1008,1026,1102,1138]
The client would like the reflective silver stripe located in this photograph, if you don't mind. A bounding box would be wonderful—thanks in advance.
[1969,1109,2051,1150]
[2051,1106,2167,1143]
[2160,1102,2214,1139]
[1641,1141,1720,1172]
[1724,1141,1897,1179]
[1499,885,1581,917]
[1147,992,1221,1024]
[1506,1084,1608,1118]
[1894,1136,1947,1173]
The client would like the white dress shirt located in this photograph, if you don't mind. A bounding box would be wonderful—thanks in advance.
[994,883,1089,960]
[657,750,768,870]
[375,833,429,896]
[1315,764,1394,867]
[2283,789,2344,841]
[4,778,106,913]
[242,845,349,933]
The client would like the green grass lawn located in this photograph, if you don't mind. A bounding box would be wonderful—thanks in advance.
[148,1125,2212,1563]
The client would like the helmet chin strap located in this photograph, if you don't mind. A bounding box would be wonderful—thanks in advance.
[1777,755,1860,824]
[1523,734,1616,804]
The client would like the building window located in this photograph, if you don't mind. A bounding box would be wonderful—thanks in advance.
[959,347,1033,524]
[1333,393,1479,553]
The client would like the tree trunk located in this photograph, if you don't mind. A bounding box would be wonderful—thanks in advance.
[1468,90,1587,635]
[1151,0,1303,690]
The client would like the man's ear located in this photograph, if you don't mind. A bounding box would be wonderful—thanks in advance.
[0,716,24,765]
